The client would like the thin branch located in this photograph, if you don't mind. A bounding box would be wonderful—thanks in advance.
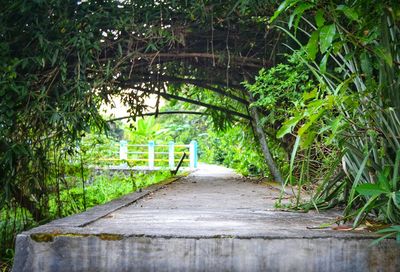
[123,86,251,120]
[107,111,206,122]
[99,52,269,69]
[121,75,249,104]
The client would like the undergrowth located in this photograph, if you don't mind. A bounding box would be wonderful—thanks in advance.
[0,170,171,271]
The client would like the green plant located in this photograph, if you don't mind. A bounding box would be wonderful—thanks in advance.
[244,51,342,189]
[271,0,400,231]
[245,52,314,131]
[127,117,171,143]
[373,225,400,245]
[353,150,400,225]
[1,0,283,268]
[48,170,171,217]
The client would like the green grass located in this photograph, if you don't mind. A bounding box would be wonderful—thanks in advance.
[0,170,171,271]
[49,170,171,217]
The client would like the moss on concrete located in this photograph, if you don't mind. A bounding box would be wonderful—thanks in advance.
[31,233,123,243]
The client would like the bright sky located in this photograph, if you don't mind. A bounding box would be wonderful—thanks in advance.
[101,94,166,122]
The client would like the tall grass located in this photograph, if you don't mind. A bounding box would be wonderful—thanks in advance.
[0,169,171,271]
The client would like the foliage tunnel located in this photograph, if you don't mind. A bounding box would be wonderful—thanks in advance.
[0,0,288,223]
[1,0,400,267]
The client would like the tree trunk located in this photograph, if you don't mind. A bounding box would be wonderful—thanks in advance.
[248,93,284,184]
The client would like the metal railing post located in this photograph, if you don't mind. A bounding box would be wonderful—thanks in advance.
[148,141,155,169]
[119,140,128,160]
[168,141,175,170]
[189,140,198,169]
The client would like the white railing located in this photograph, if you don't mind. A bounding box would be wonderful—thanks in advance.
[117,140,198,170]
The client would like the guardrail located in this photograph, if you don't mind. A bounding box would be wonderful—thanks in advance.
[99,140,198,170]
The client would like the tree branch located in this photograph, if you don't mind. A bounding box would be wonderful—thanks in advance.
[107,111,206,122]
[123,86,251,120]
[121,75,249,105]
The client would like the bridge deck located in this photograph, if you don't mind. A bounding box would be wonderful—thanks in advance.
[13,164,400,271]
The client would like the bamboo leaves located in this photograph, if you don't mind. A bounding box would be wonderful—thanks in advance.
[336,5,359,22]
[306,31,319,60]
[269,0,300,23]
[319,24,336,54]
[288,2,314,30]
[315,10,325,28]
[360,52,372,77]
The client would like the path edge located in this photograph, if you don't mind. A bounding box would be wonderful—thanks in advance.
[20,174,187,234]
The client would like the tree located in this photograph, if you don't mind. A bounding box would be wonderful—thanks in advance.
[1,0,286,222]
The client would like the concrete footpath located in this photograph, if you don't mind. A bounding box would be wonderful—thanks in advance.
[13,164,400,271]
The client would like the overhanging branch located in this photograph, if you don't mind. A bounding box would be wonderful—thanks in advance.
[121,75,249,105]
[123,86,251,120]
[107,111,206,122]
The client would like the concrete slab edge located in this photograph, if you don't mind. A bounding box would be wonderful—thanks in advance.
[25,232,389,242]
[78,175,186,227]
[21,174,186,234]
[13,235,400,272]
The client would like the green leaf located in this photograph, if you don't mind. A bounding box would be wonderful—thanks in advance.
[145,43,157,52]
[118,44,123,56]
[332,41,343,54]
[51,49,59,66]
[370,232,395,246]
[289,2,314,29]
[307,99,325,110]
[333,74,356,95]
[319,24,336,53]
[392,192,400,209]
[377,225,400,233]
[277,124,294,138]
[330,116,343,132]
[393,149,400,190]
[356,183,387,196]
[354,194,379,226]
[302,88,318,101]
[337,5,359,21]
[298,108,324,136]
[347,152,370,206]
[360,52,372,77]
[374,46,393,67]
[319,52,329,74]
[269,0,300,23]
[286,135,301,186]
[301,131,316,148]
[277,115,303,138]
[377,172,391,192]
[306,31,319,60]
[315,10,325,28]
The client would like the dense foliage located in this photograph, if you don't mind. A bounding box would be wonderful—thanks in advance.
[269,0,400,232]
[0,120,172,269]
[0,0,279,226]
[0,0,127,223]
[1,0,400,269]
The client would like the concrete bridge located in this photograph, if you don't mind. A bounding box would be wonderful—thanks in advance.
[13,164,400,271]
